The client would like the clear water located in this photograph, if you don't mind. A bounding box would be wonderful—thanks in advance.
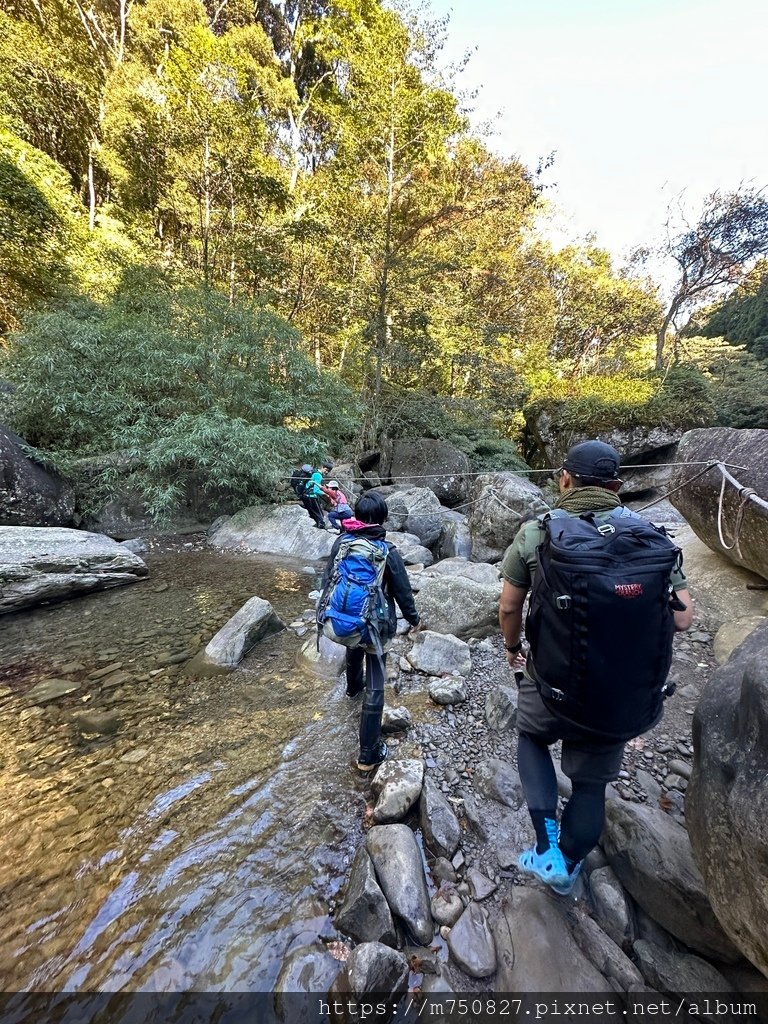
[0,548,371,992]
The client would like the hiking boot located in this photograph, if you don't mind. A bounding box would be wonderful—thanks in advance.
[550,859,583,896]
[517,819,569,888]
[356,741,388,772]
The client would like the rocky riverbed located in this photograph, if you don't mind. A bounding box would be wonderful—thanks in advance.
[0,523,766,1006]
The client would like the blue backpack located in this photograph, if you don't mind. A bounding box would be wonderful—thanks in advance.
[317,537,393,654]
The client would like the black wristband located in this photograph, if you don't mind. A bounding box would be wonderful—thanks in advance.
[505,640,522,653]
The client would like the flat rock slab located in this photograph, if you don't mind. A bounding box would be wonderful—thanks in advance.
[26,678,81,704]
[494,889,618,996]
[0,526,147,614]
[209,504,336,560]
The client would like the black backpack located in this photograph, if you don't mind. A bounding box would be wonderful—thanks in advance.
[290,469,310,498]
[526,507,683,741]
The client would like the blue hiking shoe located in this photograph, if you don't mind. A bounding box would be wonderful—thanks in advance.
[517,819,569,889]
[550,859,583,896]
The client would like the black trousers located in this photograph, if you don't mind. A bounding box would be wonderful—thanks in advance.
[301,495,325,528]
[346,648,387,762]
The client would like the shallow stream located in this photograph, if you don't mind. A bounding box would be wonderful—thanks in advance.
[0,546,370,991]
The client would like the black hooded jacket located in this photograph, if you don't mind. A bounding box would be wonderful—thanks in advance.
[321,523,420,633]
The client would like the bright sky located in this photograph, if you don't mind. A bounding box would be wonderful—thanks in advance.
[429,0,768,266]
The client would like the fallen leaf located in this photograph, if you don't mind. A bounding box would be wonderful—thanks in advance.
[327,941,351,962]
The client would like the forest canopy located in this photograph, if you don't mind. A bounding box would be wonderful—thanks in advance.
[0,0,766,515]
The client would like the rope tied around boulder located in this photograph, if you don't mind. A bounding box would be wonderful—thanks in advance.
[716,462,767,558]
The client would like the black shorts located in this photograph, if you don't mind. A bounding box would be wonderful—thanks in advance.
[516,674,626,785]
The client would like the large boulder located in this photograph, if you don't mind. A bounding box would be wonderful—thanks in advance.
[325,463,362,503]
[334,848,396,946]
[296,635,347,679]
[670,427,768,581]
[385,488,444,547]
[200,597,284,669]
[385,529,433,567]
[0,427,75,527]
[406,630,472,677]
[0,526,147,614]
[371,759,424,824]
[386,438,470,508]
[525,410,682,498]
[208,504,336,560]
[601,800,740,963]
[687,620,768,977]
[366,825,433,946]
[467,473,546,563]
[633,939,733,998]
[415,575,499,640]
[673,524,768,627]
[77,453,240,537]
[422,557,500,588]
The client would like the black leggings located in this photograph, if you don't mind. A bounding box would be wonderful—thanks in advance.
[346,648,387,761]
[517,731,609,863]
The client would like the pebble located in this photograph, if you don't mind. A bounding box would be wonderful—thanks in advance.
[667,759,692,780]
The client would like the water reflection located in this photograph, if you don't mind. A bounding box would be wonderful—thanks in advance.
[0,549,364,991]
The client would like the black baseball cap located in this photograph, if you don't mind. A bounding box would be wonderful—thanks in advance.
[562,440,621,481]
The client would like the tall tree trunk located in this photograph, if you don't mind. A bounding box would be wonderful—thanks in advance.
[656,303,677,370]
[201,129,211,284]
[372,76,397,438]
[228,187,236,305]
[87,142,97,231]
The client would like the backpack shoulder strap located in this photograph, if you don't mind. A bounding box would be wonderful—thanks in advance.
[610,505,642,521]
[540,508,568,521]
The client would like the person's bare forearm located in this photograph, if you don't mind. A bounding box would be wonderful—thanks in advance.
[499,604,523,648]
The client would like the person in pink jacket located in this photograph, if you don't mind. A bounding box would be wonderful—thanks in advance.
[322,480,354,532]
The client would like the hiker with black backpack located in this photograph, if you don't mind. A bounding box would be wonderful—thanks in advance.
[498,440,693,895]
[290,463,326,529]
[317,492,421,771]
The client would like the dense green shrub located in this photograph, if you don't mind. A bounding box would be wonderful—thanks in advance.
[523,366,716,438]
[374,384,529,472]
[1,278,361,518]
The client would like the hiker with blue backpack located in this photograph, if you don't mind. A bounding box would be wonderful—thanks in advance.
[317,492,421,771]
[498,440,694,895]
